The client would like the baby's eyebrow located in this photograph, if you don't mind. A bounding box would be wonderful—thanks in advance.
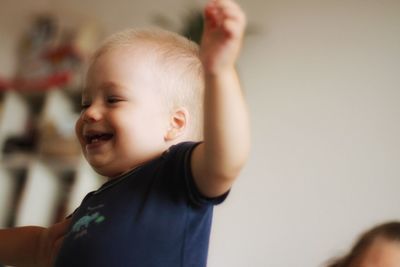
[100,81,126,91]
[81,82,127,98]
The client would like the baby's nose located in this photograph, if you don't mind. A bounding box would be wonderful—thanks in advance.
[82,105,103,122]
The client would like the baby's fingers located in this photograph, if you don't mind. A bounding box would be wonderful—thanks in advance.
[222,18,245,39]
[204,0,246,36]
[204,0,221,28]
[211,0,245,23]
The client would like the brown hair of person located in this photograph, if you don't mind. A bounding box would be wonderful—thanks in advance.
[326,221,400,267]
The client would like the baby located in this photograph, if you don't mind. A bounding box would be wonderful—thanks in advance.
[0,0,250,266]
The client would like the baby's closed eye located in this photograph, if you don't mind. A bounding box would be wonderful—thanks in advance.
[106,96,124,104]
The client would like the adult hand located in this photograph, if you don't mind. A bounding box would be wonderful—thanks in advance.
[36,219,71,267]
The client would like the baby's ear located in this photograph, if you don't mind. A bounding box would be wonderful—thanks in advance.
[164,107,189,141]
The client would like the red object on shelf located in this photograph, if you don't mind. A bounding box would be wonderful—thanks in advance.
[0,77,12,90]
[0,71,72,92]
[14,71,72,91]
[43,44,83,63]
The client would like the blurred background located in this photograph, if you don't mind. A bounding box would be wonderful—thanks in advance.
[0,0,399,266]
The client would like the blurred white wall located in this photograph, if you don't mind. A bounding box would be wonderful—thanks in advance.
[1,0,400,266]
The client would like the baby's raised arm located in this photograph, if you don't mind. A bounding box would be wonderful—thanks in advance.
[191,0,250,197]
[0,219,70,267]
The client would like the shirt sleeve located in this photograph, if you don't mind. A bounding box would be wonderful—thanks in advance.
[163,142,230,207]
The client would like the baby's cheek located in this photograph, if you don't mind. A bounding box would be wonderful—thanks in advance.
[75,119,84,143]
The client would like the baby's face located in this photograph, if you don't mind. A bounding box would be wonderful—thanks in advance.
[75,47,170,177]
[358,238,400,267]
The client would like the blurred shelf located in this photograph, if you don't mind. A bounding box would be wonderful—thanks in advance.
[1,153,80,172]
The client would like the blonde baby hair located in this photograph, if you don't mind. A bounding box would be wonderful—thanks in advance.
[90,27,204,140]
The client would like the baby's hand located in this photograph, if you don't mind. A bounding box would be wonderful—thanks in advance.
[200,0,246,74]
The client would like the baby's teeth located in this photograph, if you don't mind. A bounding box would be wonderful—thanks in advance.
[92,138,100,143]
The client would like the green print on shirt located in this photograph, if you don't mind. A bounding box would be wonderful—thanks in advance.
[72,212,106,233]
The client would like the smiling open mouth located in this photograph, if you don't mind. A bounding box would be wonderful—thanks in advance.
[85,133,114,144]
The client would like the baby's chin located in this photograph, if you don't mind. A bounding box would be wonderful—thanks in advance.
[87,149,166,178]
[90,161,140,179]
[92,165,123,179]
[82,155,115,177]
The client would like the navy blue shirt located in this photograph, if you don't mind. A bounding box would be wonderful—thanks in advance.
[54,142,228,267]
